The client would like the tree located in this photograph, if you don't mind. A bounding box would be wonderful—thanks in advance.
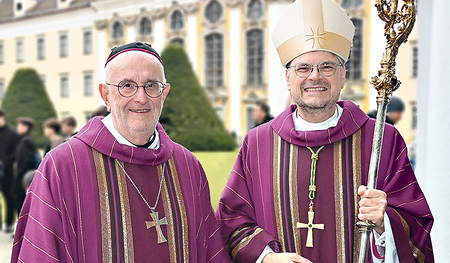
[2,68,57,148]
[160,44,235,151]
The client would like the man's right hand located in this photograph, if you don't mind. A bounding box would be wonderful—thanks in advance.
[262,252,312,263]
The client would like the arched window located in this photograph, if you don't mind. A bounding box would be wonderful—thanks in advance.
[247,0,263,20]
[170,10,184,30]
[139,17,152,36]
[205,0,222,24]
[346,18,363,80]
[246,29,264,85]
[112,21,123,40]
[171,38,184,47]
[205,33,224,87]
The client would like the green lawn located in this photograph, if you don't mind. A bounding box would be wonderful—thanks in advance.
[0,151,239,220]
[193,150,238,210]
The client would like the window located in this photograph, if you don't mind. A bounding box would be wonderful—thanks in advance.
[0,43,3,64]
[170,10,184,30]
[37,37,45,60]
[83,74,93,96]
[247,0,263,20]
[139,17,152,36]
[112,21,123,40]
[247,29,264,85]
[205,0,222,24]
[170,38,184,47]
[16,40,24,62]
[0,80,4,99]
[83,31,92,54]
[342,0,363,8]
[205,33,224,87]
[346,18,363,80]
[60,34,68,57]
[60,76,69,97]
[412,46,418,78]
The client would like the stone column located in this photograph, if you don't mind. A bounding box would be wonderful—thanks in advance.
[416,0,450,261]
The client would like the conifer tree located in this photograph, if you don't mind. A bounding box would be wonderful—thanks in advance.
[2,68,57,148]
[160,44,235,151]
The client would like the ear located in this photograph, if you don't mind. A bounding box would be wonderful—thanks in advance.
[285,69,292,92]
[340,66,347,90]
[161,83,170,103]
[99,83,111,111]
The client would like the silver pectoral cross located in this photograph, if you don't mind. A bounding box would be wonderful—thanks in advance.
[296,207,324,247]
[146,211,168,244]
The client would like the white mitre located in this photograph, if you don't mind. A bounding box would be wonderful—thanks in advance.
[271,0,355,67]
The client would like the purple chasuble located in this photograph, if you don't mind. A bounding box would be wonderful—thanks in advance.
[12,117,230,263]
[216,101,434,263]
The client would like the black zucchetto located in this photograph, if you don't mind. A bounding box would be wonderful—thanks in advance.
[104,42,163,67]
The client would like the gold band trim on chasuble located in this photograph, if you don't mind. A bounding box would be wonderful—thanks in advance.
[393,209,425,263]
[333,129,363,262]
[93,149,189,263]
[272,131,302,254]
[161,156,190,263]
[271,128,363,261]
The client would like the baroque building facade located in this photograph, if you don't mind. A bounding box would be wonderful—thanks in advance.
[0,0,418,142]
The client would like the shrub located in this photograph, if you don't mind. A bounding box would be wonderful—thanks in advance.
[2,68,57,148]
[160,44,235,151]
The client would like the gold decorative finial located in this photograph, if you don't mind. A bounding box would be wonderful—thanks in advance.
[370,0,416,102]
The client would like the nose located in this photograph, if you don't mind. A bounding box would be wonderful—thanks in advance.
[133,86,149,103]
[307,65,322,79]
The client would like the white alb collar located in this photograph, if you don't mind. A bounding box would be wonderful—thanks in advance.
[293,105,343,131]
[101,114,160,149]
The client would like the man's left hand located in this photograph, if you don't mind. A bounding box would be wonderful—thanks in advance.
[357,185,387,234]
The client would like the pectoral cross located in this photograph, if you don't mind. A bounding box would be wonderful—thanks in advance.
[146,211,168,244]
[296,207,324,247]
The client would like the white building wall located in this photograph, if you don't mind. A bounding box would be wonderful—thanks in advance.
[229,6,241,137]
[267,2,291,116]
[416,0,450,261]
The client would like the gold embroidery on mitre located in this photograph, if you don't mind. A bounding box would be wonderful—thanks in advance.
[305,27,327,49]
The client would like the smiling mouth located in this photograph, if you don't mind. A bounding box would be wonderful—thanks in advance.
[130,109,150,113]
[305,87,327,92]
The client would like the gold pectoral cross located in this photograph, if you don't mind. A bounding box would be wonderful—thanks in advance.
[146,211,168,244]
[296,207,324,247]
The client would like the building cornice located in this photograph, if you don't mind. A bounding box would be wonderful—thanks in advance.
[0,3,92,25]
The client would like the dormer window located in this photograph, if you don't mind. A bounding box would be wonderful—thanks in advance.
[205,0,222,24]
[170,10,184,30]
[112,21,124,40]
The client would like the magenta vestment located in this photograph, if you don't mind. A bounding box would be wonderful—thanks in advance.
[217,101,434,263]
[12,117,230,263]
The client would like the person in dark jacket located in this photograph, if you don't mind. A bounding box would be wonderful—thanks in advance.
[13,117,37,219]
[252,101,274,128]
[0,109,19,233]
[367,96,405,125]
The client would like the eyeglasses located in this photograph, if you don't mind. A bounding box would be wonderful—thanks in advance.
[106,80,167,98]
[287,61,343,78]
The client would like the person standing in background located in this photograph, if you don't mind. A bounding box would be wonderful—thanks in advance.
[60,115,77,139]
[252,101,273,128]
[13,117,36,218]
[42,118,65,156]
[0,109,19,233]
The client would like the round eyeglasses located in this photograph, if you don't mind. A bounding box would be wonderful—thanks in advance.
[106,80,167,98]
[287,61,343,78]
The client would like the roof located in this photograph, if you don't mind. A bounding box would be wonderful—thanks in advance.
[0,0,95,23]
